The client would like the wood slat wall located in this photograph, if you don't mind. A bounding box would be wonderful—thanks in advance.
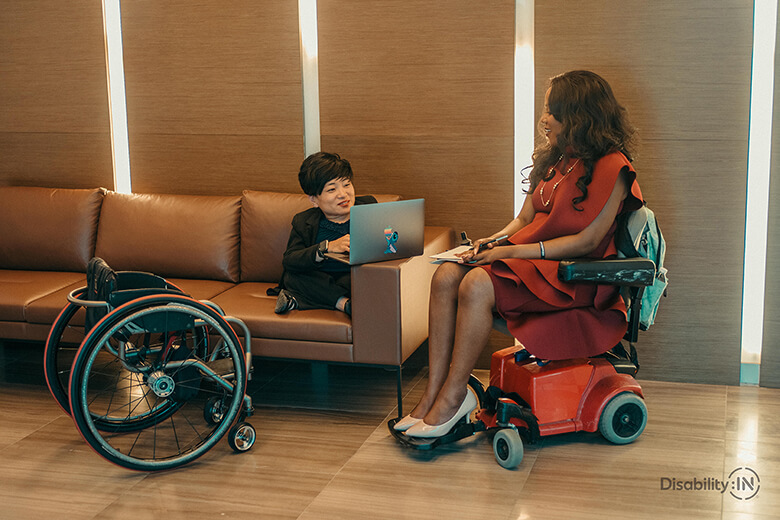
[760,3,780,388]
[0,1,769,386]
[0,0,113,188]
[318,0,516,241]
[536,1,753,384]
[119,0,305,196]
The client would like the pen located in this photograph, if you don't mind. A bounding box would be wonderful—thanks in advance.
[475,234,508,253]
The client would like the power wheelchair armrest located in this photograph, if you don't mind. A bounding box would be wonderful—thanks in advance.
[558,257,656,344]
[557,257,656,287]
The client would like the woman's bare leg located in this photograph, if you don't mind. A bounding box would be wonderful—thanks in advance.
[408,262,470,418]
[421,267,496,426]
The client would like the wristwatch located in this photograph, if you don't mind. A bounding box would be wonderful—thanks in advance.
[316,240,329,260]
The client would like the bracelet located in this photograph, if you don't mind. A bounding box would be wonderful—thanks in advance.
[539,241,545,259]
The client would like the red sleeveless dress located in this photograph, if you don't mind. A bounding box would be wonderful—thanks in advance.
[483,152,643,359]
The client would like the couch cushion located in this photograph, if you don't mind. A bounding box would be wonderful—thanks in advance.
[23,278,236,326]
[23,279,86,325]
[0,187,104,272]
[95,192,241,282]
[0,270,85,322]
[240,190,402,282]
[211,282,352,344]
[240,191,313,283]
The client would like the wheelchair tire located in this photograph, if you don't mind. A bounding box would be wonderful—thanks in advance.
[68,294,247,471]
[44,298,86,414]
[493,428,524,469]
[599,392,647,445]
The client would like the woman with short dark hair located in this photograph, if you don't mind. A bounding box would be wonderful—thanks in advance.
[272,152,376,315]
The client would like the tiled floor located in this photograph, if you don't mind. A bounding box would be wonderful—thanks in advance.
[0,340,778,519]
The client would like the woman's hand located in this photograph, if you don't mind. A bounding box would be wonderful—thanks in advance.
[456,238,498,264]
[329,234,350,254]
[457,242,508,265]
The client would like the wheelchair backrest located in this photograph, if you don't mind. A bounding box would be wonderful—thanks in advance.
[85,257,183,330]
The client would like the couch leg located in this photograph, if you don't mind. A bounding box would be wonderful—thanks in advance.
[396,365,403,418]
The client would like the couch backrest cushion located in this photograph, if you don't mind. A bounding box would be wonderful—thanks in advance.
[95,192,241,282]
[240,190,401,282]
[0,186,105,272]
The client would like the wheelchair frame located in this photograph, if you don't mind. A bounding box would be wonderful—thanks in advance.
[44,266,257,471]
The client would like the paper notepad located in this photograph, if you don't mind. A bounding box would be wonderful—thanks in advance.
[430,245,473,262]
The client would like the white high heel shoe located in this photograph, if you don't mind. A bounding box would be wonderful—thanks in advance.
[405,389,477,438]
[393,414,422,432]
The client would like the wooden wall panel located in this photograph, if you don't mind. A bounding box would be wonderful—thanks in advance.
[318,0,516,241]
[760,4,780,388]
[0,0,113,188]
[120,1,304,196]
[536,1,753,385]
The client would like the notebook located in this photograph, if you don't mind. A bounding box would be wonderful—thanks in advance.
[325,198,425,265]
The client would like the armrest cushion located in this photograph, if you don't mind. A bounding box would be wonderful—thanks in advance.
[558,258,656,287]
[350,226,454,365]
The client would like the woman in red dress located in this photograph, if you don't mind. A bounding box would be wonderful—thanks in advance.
[399,70,644,438]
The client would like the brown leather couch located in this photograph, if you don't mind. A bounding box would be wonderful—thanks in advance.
[0,186,454,411]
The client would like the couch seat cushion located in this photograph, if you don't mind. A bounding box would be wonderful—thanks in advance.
[24,280,86,325]
[211,283,352,344]
[0,270,85,322]
[164,279,236,301]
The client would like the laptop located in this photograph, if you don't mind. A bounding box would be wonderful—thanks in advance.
[325,198,425,265]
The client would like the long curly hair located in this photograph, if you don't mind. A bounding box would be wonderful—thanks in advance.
[527,70,636,210]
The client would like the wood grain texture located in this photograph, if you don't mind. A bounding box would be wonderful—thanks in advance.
[120,0,305,195]
[2,348,780,519]
[0,0,112,187]
[535,1,753,385]
[760,2,780,388]
[318,0,515,241]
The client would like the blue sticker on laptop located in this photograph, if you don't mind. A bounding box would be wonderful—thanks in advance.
[384,227,399,254]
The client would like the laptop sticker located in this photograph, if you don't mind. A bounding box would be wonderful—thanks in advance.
[384,227,399,254]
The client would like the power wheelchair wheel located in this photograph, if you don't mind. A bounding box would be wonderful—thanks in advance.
[68,294,247,471]
[598,392,648,445]
[44,296,86,414]
[493,428,524,469]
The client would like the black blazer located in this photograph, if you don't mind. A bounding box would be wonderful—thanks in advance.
[281,195,377,273]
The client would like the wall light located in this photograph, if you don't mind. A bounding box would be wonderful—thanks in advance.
[298,0,321,157]
[101,0,132,194]
[514,0,535,216]
[740,0,778,384]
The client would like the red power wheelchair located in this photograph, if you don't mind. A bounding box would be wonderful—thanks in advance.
[389,256,655,469]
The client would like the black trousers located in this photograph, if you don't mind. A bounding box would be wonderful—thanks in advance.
[281,269,351,310]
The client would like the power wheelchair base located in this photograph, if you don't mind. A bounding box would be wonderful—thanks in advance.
[389,344,647,469]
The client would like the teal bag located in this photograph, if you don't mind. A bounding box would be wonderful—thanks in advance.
[615,204,668,330]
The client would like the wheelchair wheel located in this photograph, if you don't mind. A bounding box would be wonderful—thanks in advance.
[493,428,524,469]
[599,392,648,445]
[228,422,256,452]
[44,297,87,414]
[68,294,247,471]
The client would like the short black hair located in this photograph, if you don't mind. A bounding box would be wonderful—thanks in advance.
[298,152,354,196]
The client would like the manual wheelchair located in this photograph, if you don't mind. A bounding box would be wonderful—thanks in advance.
[389,256,656,469]
[44,258,256,471]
